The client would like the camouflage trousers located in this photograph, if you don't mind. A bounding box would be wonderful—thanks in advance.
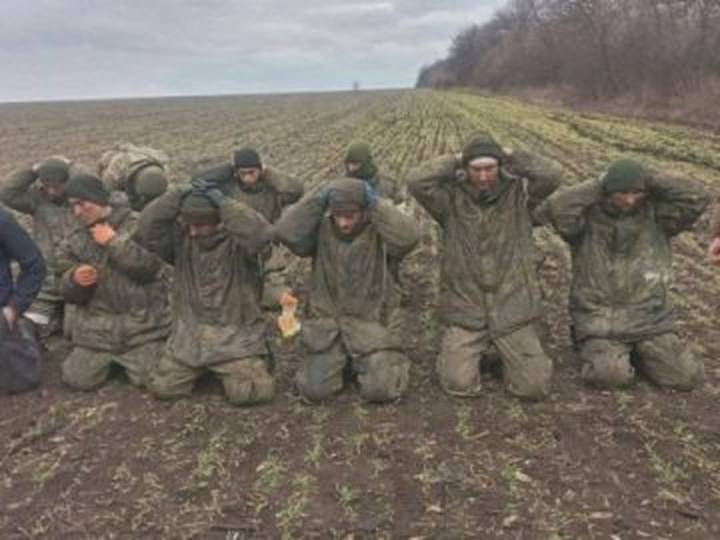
[297,339,410,404]
[261,245,292,310]
[579,332,704,390]
[62,340,164,391]
[24,292,65,341]
[148,354,275,406]
[437,324,553,400]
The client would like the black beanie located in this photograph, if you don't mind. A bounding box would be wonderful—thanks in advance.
[461,132,504,167]
[233,148,262,169]
[65,173,110,205]
[37,158,70,184]
[180,192,220,224]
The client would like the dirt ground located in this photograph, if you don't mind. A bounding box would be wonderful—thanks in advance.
[1,90,720,539]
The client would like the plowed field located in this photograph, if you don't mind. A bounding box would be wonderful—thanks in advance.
[2,90,720,539]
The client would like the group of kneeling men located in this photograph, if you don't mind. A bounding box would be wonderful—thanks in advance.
[0,133,713,404]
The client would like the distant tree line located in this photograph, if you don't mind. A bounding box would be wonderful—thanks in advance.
[417,0,720,101]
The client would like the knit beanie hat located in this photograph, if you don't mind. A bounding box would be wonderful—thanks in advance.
[37,158,70,184]
[461,132,504,167]
[328,177,367,213]
[180,192,220,224]
[602,159,648,194]
[65,173,110,205]
[233,148,262,169]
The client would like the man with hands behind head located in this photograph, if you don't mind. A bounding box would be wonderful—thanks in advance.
[272,177,419,403]
[1,157,79,339]
[407,132,560,400]
[136,175,276,406]
[537,159,708,390]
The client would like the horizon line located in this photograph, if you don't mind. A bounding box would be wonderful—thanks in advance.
[0,86,415,106]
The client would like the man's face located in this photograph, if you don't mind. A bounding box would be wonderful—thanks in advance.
[70,199,110,226]
[331,209,366,236]
[41,180,67,204]
[235,167,261,187]
[465,158,499,191]
[607,191,647,213]
[346,161,362,174]
[188,222,220,238]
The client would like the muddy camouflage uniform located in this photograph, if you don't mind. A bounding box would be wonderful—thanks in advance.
[136,189,275,405]
[407,144,560,400]
[273,182,419,403]
[0,163,78,336]
[195,161,304,307]
[56,206,171,390]
[98,143,169,211]
[342,140,406,207]
[343,141,408,333]
[535,170,708,389]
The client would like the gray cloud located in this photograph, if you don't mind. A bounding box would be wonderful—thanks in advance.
[0,0,504,101]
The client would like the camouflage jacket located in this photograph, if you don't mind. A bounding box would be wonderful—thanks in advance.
[195,162,303,224]
[0,167,79,299]
[98,143,169,193]
[535,174,708,342]
[272,191,419,355]
[407,154,559,337]
[55,206,170,352]
[136,189,272,367]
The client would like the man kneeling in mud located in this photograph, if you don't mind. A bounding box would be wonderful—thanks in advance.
[57,174,170,390]
[136,178,275,405]
[407,133,559,400]
[272,177,419,403]
[536,158,708,390]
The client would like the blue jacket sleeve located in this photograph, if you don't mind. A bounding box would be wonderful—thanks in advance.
[0,208,46,314]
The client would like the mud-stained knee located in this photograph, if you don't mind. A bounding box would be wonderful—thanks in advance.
[581,357,634,389]
[224,375,275,406]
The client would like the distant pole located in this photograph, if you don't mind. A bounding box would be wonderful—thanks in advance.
[353,81,360,91]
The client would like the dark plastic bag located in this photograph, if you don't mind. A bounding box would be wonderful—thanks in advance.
[0,316,42,394]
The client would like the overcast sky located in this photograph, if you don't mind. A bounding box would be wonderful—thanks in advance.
[0,0,505,102]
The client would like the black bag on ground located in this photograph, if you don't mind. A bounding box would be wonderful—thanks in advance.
[0,317,42,394]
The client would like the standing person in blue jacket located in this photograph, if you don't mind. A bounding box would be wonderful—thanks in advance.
[0,206,46,329]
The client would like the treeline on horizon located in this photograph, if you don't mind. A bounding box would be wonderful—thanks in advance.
[416,0,720,108]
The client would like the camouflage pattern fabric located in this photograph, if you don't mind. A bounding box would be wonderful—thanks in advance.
[98,142,169,193]
[136,189,275,405]
[149,354,275,406]
[406,151,559,399]
[1,166,80,335]
[194,162,304,308]
[407,154,559,336]
[62,341,164,390]
[579,333,704,390]
[535,173,708,343]
[55,206,170,352]
[437,324,552,400]
[273,190,419,403]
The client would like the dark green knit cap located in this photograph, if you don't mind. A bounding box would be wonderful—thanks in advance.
[37,158,70,184]
[65,173,110,205]
[180,193,220,224]
[345,141,373,165]
[461,132,504,167]
[344,141,377,180]
[602,159,648,194]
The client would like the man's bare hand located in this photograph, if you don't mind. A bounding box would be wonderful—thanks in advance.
[91,223,117,246]
[73,265,98,287]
